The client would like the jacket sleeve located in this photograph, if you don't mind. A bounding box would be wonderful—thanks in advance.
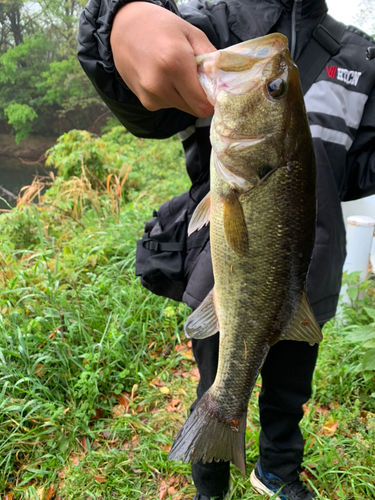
[77,0,224,138]
[344,85,375,201]
[77,0,192,138]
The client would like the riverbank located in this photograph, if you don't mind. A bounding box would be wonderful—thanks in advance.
[0,134,57,160]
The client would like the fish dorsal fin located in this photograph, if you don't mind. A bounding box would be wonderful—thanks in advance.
[281,292,322,345]
[184,288,219,339]
[223,191,249,255]
[188,192,211,236]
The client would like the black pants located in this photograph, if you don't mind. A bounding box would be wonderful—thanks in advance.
[190,334,319,498]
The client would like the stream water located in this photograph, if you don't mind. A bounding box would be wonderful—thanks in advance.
[0,156,53,209]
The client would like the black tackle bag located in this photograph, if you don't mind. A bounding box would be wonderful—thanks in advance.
[135,181,210,301]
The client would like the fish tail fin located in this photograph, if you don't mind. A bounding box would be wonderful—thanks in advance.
[168,392,247,474]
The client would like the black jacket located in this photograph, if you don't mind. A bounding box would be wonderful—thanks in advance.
[78,0,375,322]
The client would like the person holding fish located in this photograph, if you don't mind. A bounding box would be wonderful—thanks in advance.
[78,0,375,499]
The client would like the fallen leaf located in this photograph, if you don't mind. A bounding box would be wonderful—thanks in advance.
[174,343,189,352]
[81,436,88,453]
[301,469,313,480]
[190,367,200,379]
[322,420,338,435]
[131,384,138,402]
[159,483,168,500]
[45,484,56,500]
[328,401,340,410]
[168,486,178,495]
[4,493,15,500]
[162,443,172,452]
[151,378,167,387]
[36,486,45,500]
[118,392,130,407]
[57,469,65,479]
[159,386,170,394]
[302,404,310,417]
[91,408,105,420]
[166,475,180,487]
[315,406,329,417]
[35,364,46,378]
[71,455,80,467]
[165,405,181,413]
[181,350,193,360]
[94,474,106,483]
[112,404,128,418]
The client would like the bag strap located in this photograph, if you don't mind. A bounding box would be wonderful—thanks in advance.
[142,236,208,252]
[297,14,347,95]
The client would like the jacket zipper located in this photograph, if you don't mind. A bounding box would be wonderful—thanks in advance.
[290,0,301,59]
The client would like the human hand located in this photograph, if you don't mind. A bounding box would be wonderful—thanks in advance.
[110,2,216,117]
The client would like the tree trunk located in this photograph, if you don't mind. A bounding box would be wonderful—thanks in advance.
[7,6,23,46]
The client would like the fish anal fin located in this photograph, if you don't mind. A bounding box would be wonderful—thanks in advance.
[188,192,211,236]
[223,191,248,255]
[184,288,219,340]
[169,391,247,475]
[281,292,322,345]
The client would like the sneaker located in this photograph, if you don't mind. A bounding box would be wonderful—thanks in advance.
[250,462,316,500]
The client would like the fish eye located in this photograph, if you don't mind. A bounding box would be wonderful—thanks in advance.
[267,78,286,99]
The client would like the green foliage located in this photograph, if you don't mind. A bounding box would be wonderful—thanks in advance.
[0,203,39,248]
[0,36,48,126]
[45,130,117,184]
[4,103,38,143]
[0,1,105,140]
[0,134,192,497]
[338,273,375,388]
[2,133,375,498]
[39,55,104,115]
[45,127,186,195]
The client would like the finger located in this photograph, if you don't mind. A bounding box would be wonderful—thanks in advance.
[174,54,214,117]
[142,85,201,116]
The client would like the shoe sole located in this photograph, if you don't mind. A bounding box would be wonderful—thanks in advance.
[250,470,281,500]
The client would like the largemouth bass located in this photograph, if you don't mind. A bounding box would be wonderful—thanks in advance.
[169,34,322,474]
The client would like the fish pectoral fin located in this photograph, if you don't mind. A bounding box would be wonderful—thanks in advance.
[184,288,219,339]
[188,192,211,235]
[281,292,323,345]
[223,191,249,255]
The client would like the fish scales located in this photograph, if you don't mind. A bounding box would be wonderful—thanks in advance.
[169,33,322,474]
[210,164,315,416]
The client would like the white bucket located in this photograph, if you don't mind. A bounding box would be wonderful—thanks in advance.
[344,215,375,281]
[339,216,375,310]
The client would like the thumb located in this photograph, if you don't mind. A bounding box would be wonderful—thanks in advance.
[186,28,217,57]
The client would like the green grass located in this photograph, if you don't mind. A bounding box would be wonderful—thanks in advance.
[0,134,375,499]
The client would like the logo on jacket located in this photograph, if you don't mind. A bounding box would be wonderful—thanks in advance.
[326,65,362,86]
